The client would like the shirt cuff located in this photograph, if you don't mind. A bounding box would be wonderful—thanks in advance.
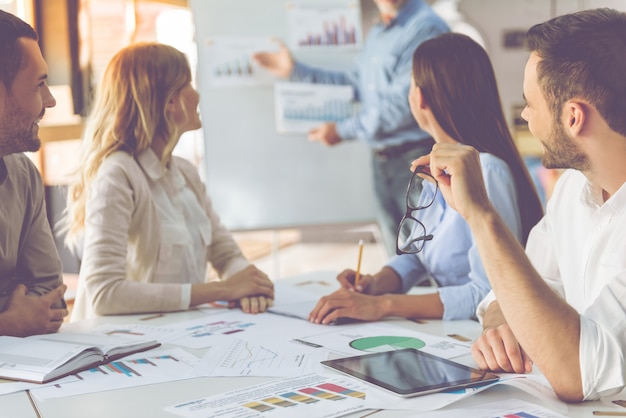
[335,119,357,142]
[476,290,496,324]
[579,314,626,400]
[386,255,424,294]
[180,283,191,309]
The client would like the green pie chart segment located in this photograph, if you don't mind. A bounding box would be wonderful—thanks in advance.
[349,336,426,352]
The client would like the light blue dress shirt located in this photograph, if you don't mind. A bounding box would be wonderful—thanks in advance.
[290,0,449,149]
[387,153,523,320]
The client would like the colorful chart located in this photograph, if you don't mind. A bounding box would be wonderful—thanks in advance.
[349,336,426,352]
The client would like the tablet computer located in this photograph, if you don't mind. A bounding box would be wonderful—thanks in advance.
[321,348,500,398]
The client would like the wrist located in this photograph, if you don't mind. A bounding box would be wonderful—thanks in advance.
[379,294,396,317]
[372,267,402,294]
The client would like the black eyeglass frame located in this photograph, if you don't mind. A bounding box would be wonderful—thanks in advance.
[395,165,438,255]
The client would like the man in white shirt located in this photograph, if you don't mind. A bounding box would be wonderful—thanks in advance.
[0,10,67,336]
[411,8,626,402]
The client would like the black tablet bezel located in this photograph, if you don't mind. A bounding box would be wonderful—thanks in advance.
[321,348,500,398]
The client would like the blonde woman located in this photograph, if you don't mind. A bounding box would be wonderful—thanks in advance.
[65,43,273,321]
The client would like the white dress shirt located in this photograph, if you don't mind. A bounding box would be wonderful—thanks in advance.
[477,169,626,399]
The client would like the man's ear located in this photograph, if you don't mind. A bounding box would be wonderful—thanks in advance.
[564,100,586,136]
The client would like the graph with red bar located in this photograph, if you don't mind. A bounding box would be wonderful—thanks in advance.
[287,3,362,49]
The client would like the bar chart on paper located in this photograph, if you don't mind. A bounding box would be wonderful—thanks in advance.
[202,37,279,87]
[274,82,357,134]
[164,373,368,418]
[286,1,362,48]
[30,348,199,400]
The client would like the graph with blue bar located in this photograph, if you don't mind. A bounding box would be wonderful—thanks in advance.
[89,354,180,378]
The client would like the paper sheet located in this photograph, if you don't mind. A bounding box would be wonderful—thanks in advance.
[195,337,327,377]
[165,373,369,418]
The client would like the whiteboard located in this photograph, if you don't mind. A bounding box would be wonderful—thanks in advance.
[189,0,377,231]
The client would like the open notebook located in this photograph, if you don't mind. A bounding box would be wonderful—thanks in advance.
[0,332,160,384]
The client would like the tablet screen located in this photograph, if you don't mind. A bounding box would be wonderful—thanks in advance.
[321,348,500,397]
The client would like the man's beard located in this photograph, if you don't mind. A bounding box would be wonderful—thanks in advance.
[0,95,41,157]
[541,120,589,171]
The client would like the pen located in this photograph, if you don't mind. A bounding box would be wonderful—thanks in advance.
[292,338,323,348]
[354,239,364,288]
[139,313,164,321]
[593,412,626,416]
[26,390,42,418]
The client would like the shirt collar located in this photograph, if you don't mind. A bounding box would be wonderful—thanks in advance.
[383,0,421,28]
[136,148,168,182]
[581,176,626,215]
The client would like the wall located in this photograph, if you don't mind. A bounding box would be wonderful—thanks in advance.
[190,0,377,231]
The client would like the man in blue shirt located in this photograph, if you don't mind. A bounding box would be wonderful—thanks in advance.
[254,0,449,256]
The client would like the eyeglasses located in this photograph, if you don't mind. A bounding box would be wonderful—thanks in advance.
[395,165,438,255]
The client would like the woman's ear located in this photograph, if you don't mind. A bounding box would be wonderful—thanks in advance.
[415,86,428,110]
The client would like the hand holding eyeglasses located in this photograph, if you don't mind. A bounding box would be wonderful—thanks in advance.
[410,143,493,223]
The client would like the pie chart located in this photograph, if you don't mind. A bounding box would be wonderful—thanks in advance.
[349,336,426,352]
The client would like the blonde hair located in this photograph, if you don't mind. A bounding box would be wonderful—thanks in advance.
[64,42,192,247]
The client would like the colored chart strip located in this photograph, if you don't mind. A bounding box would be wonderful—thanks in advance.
[299,387,344,401]
[503,413,540,418]
[242,402,274,412]
[261,397,296,407]
[103,361,141,377]
[129,358,156,366]
[105,330,145,336]
[280,392,319,404]
[349,336,426,352]
[156,355,179,362]
[318,383,365,399]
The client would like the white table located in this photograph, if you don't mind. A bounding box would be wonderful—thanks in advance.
[3,272,626,417]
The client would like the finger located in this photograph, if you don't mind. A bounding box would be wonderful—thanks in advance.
[310,297,338,324]
[51,284,68,300]
[50,308,69,322]
[47,321,63,333]
[239,297,251,313]
[502,341,527,373]
[470,343,489,370]
[521,348,534,373]
[355,275,374,293]
[257,296,268,313]
[411,155,431,171]
[248,296,260,314]
[483,331,516,372]
[336,270,356,290]
[472,334,508,372]
[12,284,28,296]
[308,298,326,322]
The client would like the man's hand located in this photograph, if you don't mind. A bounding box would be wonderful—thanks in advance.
[411,143,493,222]
[0,284,68,337]
[252,39,294,78]
[471,323,533,374]
[308,122,342,146]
